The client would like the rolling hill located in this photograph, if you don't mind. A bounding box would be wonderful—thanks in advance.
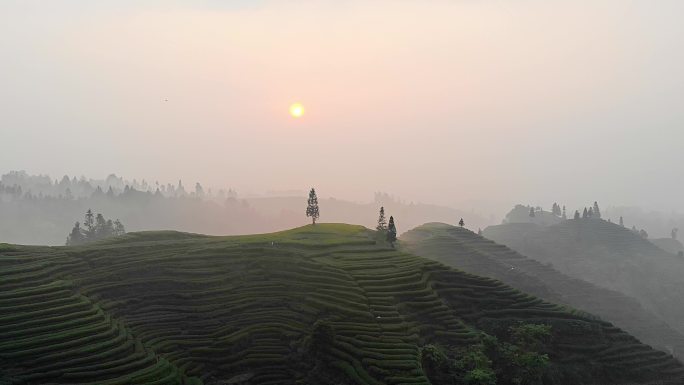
[484,218,684,348]
[400,222,684,358]
[1,224,683,384]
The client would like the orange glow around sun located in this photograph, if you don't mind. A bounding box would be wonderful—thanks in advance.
[289,103,304,118]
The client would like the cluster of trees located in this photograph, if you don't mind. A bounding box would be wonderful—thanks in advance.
[572,201,602,220]
[421,323,551,385]
[550,203,567,219]
[376,206,398,246]
[0,170,237,202]
[66,209,126,245]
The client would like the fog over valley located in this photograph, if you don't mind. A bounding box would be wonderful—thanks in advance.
[2,1,684,384]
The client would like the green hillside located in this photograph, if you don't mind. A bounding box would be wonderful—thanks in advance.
[401,222,684,358]
[1,224,683,384]
[484,218,684,351]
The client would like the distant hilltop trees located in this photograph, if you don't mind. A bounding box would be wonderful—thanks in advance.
[506,202,611,226]
[0,170,238,201]
[67,209,125,245]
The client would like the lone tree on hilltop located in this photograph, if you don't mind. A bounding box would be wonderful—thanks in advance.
[306,188,320,225]
[593,201,601,218]
[386,216,397,246]
[458,218,465,227]
[376,207,387,231]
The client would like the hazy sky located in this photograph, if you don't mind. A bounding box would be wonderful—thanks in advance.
[2,0,683,215]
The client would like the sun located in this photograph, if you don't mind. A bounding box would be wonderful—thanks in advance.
[289,103,304,118]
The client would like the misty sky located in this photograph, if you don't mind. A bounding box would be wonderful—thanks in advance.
[1,0,683,216]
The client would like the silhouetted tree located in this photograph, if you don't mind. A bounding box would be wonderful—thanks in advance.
[195,182,204,198]
[582,207,588,219]
[113,220,126,236]
[376,206,387,231]
[306,188,320,225]
[459,218,465,227]
[386,216,397,246]
[95,214,108,239]
[84,209,95,239]
[66,222,85,245]
[639,229,649,239]
[593,201,601,218]
[619,216,624,227]
[587,207,594,218]
[561,205,567,220]
[552,203,561,216]
[574,210,581,220]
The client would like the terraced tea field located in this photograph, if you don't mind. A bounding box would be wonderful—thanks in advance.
[401,222,684,357]
[484,218,684,343]
[1,224,683,384]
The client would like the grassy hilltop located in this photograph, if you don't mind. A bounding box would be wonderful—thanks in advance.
[1,224,683,384]
[400,222,684,359]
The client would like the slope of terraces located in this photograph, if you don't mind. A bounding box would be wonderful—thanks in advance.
[484,218,684,342]
[400,222,684,358]
[0,224,683,384]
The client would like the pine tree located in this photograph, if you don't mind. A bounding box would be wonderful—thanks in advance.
[562,205,567,220]
[66,222,85,246]
[574,210,581,220]
[84,209,95,240]
[376,207,387,231]
[458,218,465,227]
[587,207,594,217]
[105,219,114,237]
[95,214,107,239]
[593,201,601,218]
[306,188,320,225]
[386,216,397,246]
[619,216,624,227]
[113,220,126,236]
[582,207,588,218]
